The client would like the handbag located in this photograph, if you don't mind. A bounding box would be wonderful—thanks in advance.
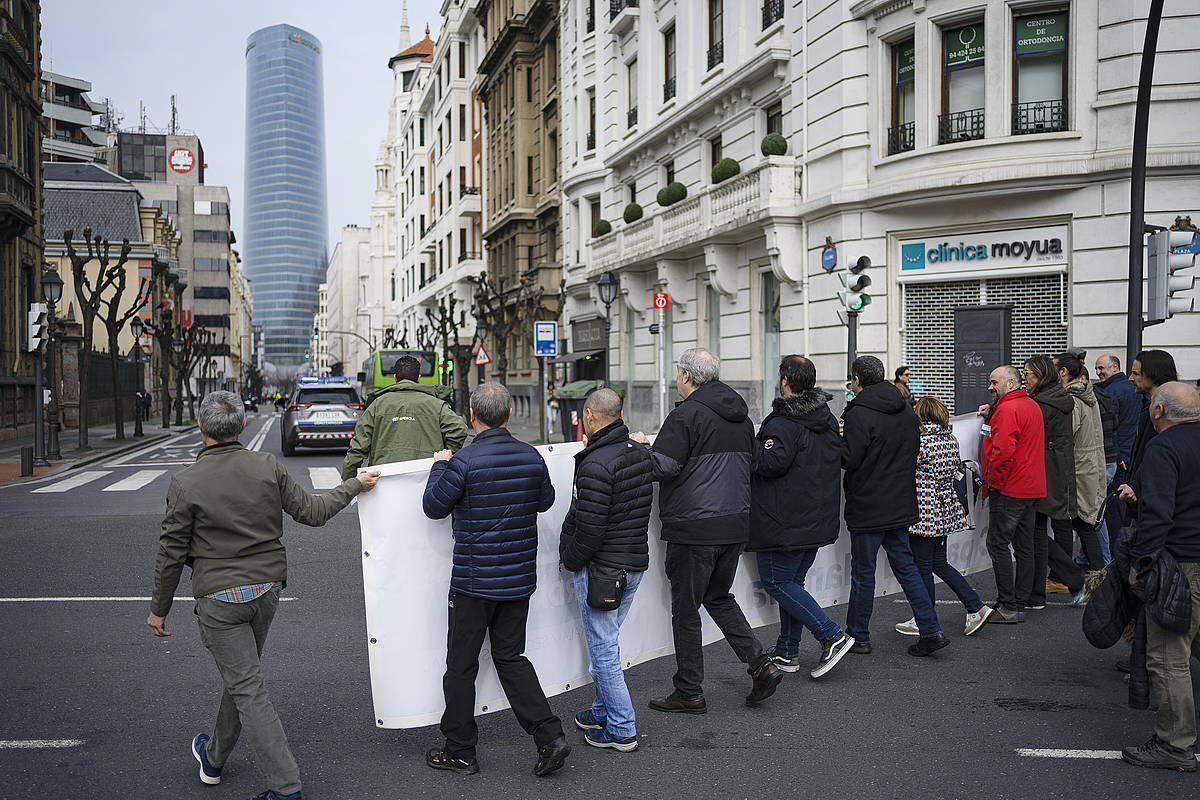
[586,562,628,612]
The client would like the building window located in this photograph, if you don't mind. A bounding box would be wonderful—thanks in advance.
[586,0,595,33]
[889,39,916,154]
[627,58,638,128]
[459,104,467,141]
[1013,12,1069,134]
[193,230,229,243]
[587,90,597,151]
[419,167,426,193]
[458,41,466,79]
[627,180,637,205]
[710,133,723,176]
[526,67,534,103]
[527,155,534,195]
[193,286,230,299]
[765,101,783,137]
[390,274,396,301]
[940,23,986,144]
[589,198,602,234]
[664,26,677,102]
[705,284,721,356]
[707,0,724,69]
[665,159,676,186]
[762,0,784,29]
[419,118,425,146]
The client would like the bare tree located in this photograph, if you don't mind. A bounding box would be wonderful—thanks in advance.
[97,247,153,439]
[64,229,132,448]
[425,295,469,414]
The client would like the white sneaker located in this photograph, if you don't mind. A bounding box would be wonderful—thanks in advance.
[964,606,993,636]
[894,617,920,636]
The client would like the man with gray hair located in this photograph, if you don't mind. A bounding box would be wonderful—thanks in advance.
[148,391,380,800]
[630,348,781,712]
[1123,381,1200,772]
[422,382,569,778]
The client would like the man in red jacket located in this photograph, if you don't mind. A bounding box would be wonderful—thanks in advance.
[980,365,1047,624]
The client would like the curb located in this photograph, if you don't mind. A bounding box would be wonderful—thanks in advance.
[0,429,186,487]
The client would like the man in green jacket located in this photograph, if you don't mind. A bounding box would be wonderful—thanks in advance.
[341,356,468,479]
[148,390,380,800]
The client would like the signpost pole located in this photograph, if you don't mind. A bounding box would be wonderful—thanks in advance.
[846,312,858,387]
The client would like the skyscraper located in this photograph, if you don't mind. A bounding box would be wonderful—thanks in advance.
[243,24,328,370]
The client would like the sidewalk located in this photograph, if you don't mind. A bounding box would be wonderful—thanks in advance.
[0,420,188,485]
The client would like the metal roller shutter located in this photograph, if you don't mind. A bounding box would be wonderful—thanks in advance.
[903,274,1067,413]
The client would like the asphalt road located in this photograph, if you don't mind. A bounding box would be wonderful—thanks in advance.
[0,417,1196,799]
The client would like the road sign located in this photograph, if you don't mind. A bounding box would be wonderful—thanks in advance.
[821,244,837,271]
[652,292,670,310]
[534,321,558,356]
[649,322,661,335]
[474,344,492,366]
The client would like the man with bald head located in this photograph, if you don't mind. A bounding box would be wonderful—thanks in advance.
[980,365,1046,624]
[559,388,653,751]
[1123,382,1200,772]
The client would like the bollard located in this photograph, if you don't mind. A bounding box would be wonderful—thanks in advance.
[20,445,33,477]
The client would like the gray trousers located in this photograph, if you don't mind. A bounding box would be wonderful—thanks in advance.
[1146,561,1200,751]
[196,588,301,795]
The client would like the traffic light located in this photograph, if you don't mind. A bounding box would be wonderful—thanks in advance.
[312,326,319,342]
[1147,229,1197,323]
[837,256,873,316]
[26,303,47,352]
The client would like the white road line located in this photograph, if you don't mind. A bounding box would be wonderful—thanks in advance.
[248,416,274,451]
[891,599,1071,607]
[308,467,341,490]
[0,596,296,603]
[30,470,112,494]
[1016,747,1200,761]
[108,433,203,466]
[0,740,84,749]
[101,470,167,492]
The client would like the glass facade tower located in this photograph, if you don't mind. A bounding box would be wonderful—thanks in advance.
[243,24,328,369]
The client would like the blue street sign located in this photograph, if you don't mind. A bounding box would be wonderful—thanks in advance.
[821,245,837,271]
[534,321,558,357]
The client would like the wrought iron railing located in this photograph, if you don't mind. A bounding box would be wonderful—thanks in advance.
[707,40,724,70]
[762,0,784,28]
[609,0,638,22]
[627,107,638,128]
[586,1,595,32]
[887,121,915,155]
[586,131,596,151]
[937,108,985,144]
[663,76,676,102]
[1012,99,1067,135]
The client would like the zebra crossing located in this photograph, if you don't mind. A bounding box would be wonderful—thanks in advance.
[23,465,345,495]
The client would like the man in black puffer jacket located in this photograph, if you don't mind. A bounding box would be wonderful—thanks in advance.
[631,348,780,713]
[842,355,947,658]
[422,382,569,778]
[748,356,856,680]
[559,388,652,752]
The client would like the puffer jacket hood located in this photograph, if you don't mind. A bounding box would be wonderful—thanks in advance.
[846,380,909,416]
[772,389,837,433]
[690,380,748,423]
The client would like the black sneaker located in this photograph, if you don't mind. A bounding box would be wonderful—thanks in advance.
[811,634,855,679]
[768,651,801,673]
[533,738,571,777]
[988,605,1026,624]
[1018,602,1046,611]
[426,748,480,775]
[849,641,872,655]
[907,634,950,657]
[1121,735,1197,772]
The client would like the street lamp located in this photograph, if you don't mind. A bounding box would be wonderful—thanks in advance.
[129,316,146,437]
[595,271,619,387]
[172,331,185,426]
[41,267,64,461]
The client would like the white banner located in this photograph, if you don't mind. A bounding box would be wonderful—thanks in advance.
[358,416,991,729]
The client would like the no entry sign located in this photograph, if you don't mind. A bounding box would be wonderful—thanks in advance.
[652,292,670,310]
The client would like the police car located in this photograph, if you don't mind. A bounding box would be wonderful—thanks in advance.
[280,377,363,457]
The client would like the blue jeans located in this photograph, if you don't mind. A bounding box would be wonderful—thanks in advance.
[846,529,942,642]
[908,535,985,614]
[572,568,643,739]
[756,550,842,656]
[1078,462,1116,567]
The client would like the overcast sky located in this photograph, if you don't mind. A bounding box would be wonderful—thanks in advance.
[42,0,444,248]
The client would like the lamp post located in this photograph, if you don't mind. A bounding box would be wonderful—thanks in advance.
[129,315,145,437]
[172,331,185,426]
[596,271,619,387]
[141,305,175,429]
[41,267,64,462]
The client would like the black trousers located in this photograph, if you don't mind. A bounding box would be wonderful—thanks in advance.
[985,492,1036,609]
[440,592,563,761]
[664,542,766,699]
[1030,514,1084,601]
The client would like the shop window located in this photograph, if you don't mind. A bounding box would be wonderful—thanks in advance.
[939,22,986,144]
[1012,12,1069,134]
[889,39,916,155]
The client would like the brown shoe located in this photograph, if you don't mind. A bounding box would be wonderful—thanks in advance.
[648,690,707,714]
[746,661,783,705]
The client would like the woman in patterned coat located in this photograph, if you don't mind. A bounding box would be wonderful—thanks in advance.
[895,396,993,638]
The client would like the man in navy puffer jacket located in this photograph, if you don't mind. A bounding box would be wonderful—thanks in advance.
[422,382,569,778]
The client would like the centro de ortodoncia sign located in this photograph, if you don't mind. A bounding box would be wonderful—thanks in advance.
[899,224,1069,277]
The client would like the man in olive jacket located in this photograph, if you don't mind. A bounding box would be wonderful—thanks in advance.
[148,391,380,800]
[341,356,467,479]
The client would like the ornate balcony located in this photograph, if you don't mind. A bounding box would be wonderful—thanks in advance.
[663,77,676,102]
[608,0,639,35]
[707,40,724,71]
[1012,100,1067,136]
[938,108,985,145]
[887,121,915,155]
[762,0,784,28]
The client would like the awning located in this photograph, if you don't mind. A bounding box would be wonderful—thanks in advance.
[548,348,604,364]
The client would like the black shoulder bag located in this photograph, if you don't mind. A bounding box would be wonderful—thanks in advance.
[586,563,628,612]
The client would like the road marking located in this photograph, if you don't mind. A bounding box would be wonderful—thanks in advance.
[248,416,274,451]
[0,740,85,749]
[31,471,112,494]
[891,599,1071,607]
[1016,747,1200,761]
[108,433,203,466]
[101,470,167,492]
[308,467,341,490]
[0,596,296,603]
